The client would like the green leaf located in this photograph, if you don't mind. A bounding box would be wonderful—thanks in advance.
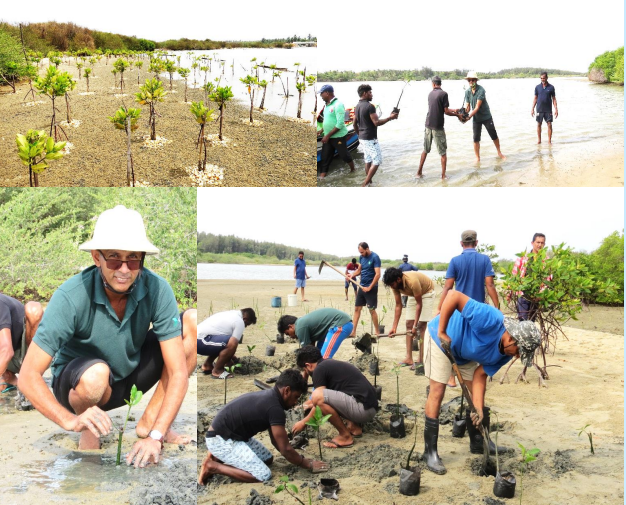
[280,476,289,482]
[45,152,64,160]
[45,136,54,152]
[287,484,298,493]
[274,485,285,493]
[320,414,332,424]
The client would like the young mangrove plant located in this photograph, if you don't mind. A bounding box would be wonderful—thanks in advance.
[295,81,306,118]
[135,60,143,84]
[517,442,540,505]
[135,78,168,141]
[116,384,143,466]
[63,74,77,123]
[306,75,317,117]
[209,86,234,141]
[34,66,74,141]
[223,364,241,404]
[274,475,312,505]
[148,58,164,79]
[113,58,130,93]
[305,405,332,461]
[84,67,92,92]
[76,61,83,79]
[240,75,258,123]
[177,67,190,102]
[246,344,256,375]
[164,60,177,91]
[16,130,65,187]
[258,79,268,109]
[1,61,20,93]
[202,82,215,107]
[190,101,215,171]
[111,68,118,88]
[578,424,594,454]
[109,106,141,186]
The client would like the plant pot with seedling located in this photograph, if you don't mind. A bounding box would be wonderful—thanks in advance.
[452,394,467,438]
[116,384,143,466]
[399,417,420,496]
[516,442,539,504]
[276,333,285,344]
[491,410,516,498]
[246,345,256,375]
[389,365,406,438]
[223,364,241,404]
[305,406,332,462]
[266,345,276,356]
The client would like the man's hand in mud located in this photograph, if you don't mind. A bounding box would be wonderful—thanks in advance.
[68,406,112,438]
[292,420,306,435]
[311,460,330,473]
[126,437,162,468]
[470,409,484,428]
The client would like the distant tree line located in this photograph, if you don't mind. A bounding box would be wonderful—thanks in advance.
[318,66,585,82]
[157,35,316,51]
[588,46,624,84]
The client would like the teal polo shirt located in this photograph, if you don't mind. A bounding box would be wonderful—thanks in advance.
[295,308,352,346]
[34,265,181,381]
[464,84,492,122]
[321,97,349,138]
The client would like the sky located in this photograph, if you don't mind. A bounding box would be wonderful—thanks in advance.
[317,0,624,73]
[197,188,624,262]
[0,1,317,41]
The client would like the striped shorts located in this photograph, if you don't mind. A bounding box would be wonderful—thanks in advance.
[206,435,273,481]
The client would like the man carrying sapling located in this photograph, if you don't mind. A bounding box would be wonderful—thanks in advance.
[198,369,329,483]
[18,205,197,469]
[421,290,540,475]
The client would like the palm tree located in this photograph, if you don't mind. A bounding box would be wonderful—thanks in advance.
[135,78,168,141]
[109,106,141,186]
[240,75,258,123]
[177,68,190,102]
[209,86,234,141]
[190,101,215,171]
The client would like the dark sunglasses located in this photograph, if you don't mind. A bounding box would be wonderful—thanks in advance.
[98,250,143,271]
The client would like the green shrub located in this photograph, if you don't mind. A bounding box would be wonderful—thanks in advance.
[589,47,624,83]
[0,28,26,84]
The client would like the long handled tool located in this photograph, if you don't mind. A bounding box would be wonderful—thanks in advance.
[440,341,492,474]
[318,260,362,289]
[393,79,411,114]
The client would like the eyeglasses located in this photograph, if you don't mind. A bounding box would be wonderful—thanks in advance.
[98,250,143,270]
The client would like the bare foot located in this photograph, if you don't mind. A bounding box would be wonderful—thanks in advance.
[198,452,218,485]
[345,420,362,437]
[441,174,449,180]
[415,172,423,178]
[165,429,191,445]
[201,357,214,373]
[323,436,354,449]
[498,152,507,161]
[537,140,541,144]
[78,430,101,450]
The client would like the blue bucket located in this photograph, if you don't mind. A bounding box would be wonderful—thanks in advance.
[271,296,282,308]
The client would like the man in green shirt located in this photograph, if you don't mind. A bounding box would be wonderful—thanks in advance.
[18,206,197,469]
[317,85,356,178]
[463,72,506,163]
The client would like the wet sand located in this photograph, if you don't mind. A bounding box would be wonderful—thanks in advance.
[0,374,197,505]
[0,60,316,187]
[197,280,624,505]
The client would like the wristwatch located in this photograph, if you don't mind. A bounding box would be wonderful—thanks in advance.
[149,429,164,449]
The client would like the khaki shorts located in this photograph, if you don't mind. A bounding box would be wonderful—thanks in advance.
[423,327,478,384]
[323,389,377,424]
[423,127,447,156]
[405,290,435,322]
[6,322,26,374]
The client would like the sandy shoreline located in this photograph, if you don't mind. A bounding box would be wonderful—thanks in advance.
[0,60,316,187]
[197,280,624,505]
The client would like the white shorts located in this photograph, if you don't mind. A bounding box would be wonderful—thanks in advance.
[361,139,383,165]
[405,290,435,322]
[206,435,273,481]
[423,328,478,384]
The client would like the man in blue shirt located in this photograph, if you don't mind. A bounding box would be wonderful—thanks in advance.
[293,251,310,302]
[348,242,382,336]
[531,73,558,144]
[422,290,540,475]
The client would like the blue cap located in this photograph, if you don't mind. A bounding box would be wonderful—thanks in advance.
[319,84,334,94]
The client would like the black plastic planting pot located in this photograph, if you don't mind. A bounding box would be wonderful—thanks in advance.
[369,359,379,376]
[414,362,424,376]
[276,333,285,344]
[493,471,516,498]
[379,325,385,334]
[399,467,420,496]
[265,345,276,356]
[374,385,382,401]
[390,414,406,438]
[412,338,419,352]
[452,413,467,437]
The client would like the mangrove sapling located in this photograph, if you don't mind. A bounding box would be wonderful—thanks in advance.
[190,101,215,171]
[275,475,312,505]
[34,66,74,141]
[135,60,143,84]
[389,365,405,438]
[109,106,141,186]
[305,406,332,461]
[177,68,190,102]
[209,86,234,141]
[0,61,20,93]
[16,130,65,187]
[116,384,143,466]
[578,424,594,454]
[202,82,215,107]
[164,60,177,91]
[84,67,92,92]
[76,61,83,79]
[200,65,208,86]
[240,75,258,123]
[246,345,256,375]
[223,364,242,404]
[114,58,130,94]
[295,82,306,118]
[258,80,268,109]
[135,78,168,141]
[517,442,539,505]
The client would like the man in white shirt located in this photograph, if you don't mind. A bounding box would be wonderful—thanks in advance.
[197,308,257,379]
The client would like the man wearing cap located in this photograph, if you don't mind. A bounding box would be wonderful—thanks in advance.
[317,85,356,178]
[421,289,541,475]
[293,251,310,302]
[18,205,197,469]
[463,72,506,163]
[353,84,398,186]
[532,73,558,144]
[416,76,463,180]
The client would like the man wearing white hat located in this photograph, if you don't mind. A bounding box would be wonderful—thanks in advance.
[18,205,197,469]
[463,72,506,162]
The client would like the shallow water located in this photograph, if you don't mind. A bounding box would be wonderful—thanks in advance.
[316,77,624,186]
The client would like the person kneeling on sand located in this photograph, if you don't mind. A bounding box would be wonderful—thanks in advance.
[422,290,540,475]
[18,205,197,468]
[197,308,257,379]
[199,369,329,483]
[278,308,353,359]
[292,346,377,449]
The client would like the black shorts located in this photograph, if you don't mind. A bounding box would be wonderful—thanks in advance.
[355,284,379,309]
[536,112,553,124]
[318,134,353,174]
[472,117,498,142]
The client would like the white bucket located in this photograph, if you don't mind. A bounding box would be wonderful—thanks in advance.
[287,294,298,307]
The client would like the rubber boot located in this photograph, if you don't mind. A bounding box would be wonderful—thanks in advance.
[467,407,509,455]
[422,415,446,474]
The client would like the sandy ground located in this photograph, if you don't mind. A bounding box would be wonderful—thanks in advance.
[197,279,624,505]
[0,373,197,505]
[0,59,316,187]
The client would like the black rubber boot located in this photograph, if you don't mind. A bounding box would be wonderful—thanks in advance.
[422,415,446,474]
[467,407,509,455]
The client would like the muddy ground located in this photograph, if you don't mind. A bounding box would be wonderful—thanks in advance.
[0,58,316,187]
[197,279,624,505]
[0,373,197,505]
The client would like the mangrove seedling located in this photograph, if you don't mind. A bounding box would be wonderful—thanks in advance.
[391,365,402,419]
[190,101,215,171]
[240,75,258,123]
[517,442,540,504]
[84,67,92,92]
[116,384,143,466]
[305,405,332,461]
[177,67,190,102]
[578,424,594,454]
[295,81,306,118]
[135,78,168,141]
[76,61,83,79]
[223,364,242,404]
[164,60,177,91]
[258,79,268,109]
[1,61,20,93]
[111,68,118,89]
[34,66,75,141]
[109,106,141,186]
[274,475,312,505]
[113,58,130,93]
[202,81,215,107]
[246,345,256,375]
[148,58,164,79]
[209,86,234,141]
[404,415,419,470]
[135,60,143,84]
[16,130,65,187]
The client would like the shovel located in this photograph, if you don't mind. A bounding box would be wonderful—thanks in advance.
[319,260,362,289]
[440,341,492,474]
[353,332,410,354]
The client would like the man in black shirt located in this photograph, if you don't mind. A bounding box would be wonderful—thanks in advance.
[416,76,462,180]
[292,346,377,449]
[199,369,328,483]
[353,84,398,187]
